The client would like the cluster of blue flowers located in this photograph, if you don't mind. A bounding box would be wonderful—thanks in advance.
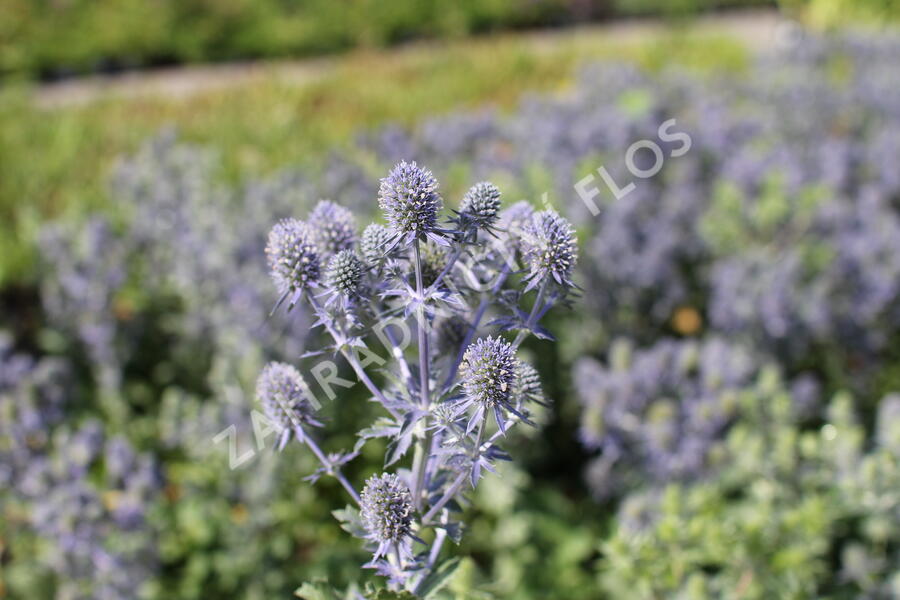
[256,161,577,592]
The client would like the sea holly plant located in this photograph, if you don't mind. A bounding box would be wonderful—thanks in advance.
[257,161,577,596]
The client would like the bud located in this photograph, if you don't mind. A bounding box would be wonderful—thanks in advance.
[460,336,516,407]
[361,223,393,265]
[256,362,320,449]
[360,473,415,554]
[512,359,547,406]
[459,181,501,228]
[521,209,578,287]
[325,250,365,297]
[265,218,320,296]
[308,200,357,256]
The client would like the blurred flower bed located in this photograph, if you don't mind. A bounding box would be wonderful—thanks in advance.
[3,31,900,598]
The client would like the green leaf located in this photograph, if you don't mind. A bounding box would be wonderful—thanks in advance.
[295,580,344,600]
[417,557,462,599]
[332,505,367,539]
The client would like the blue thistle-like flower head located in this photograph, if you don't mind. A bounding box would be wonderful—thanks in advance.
[255,362,321,450]
[308,200,357,256]
[459,181,502,229]
[521,209,578,287]
[460,336,516,408]
[325,250,365,297]
[378,161,442,242]
[265,218,320,298]
[361,223,394,266]
[512,359,548,407]
[360,472,415,557]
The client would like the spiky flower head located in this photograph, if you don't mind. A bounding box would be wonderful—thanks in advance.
[378,161,442,240]
[512,359,547,406]
[361,223,393,265]
[265,218,320,297]
[255,362,320,450]
[460,336,516,408]
[360,473,415,555]
[308,200,357,256]
[521,209,578,287]
[459,181,502,228]
[325,250,364,297]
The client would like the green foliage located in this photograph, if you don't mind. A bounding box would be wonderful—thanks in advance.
[779,0,900,28]
[295,580,352,600]
[616,0,773,19]
[598,372,900,598]
[700,177,828,256]
[0,0,768,79]
[365,589,420,600]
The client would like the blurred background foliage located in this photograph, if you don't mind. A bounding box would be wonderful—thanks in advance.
[0,27,748,288]
[3,0,896,82]
[1,0,772,79]
[3,1,900,599]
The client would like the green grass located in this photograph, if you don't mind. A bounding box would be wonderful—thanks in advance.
[0,28,749,287]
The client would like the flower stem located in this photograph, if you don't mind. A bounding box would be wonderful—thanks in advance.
[300,430,361,504]
[412,528,448,595]
[442,264,511,393]
[372,300,412,383]
[512,279,548,350]
[411,240,433,509]
[392,545,404,576]
[410,438,429,510]
[307,293,392,411]
[413,240,431,408]
[422,411,488,524]
[424,245,463,296]
[422,470,466,524]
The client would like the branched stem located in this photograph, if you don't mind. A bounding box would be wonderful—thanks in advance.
[301,430,361,504]
[307,293,393,413]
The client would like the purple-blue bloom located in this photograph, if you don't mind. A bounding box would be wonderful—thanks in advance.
[265,218,321,302]
[521,209,578,288]
[378,160,443,244]
[256,362,322,450]
[309,199,358,256]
